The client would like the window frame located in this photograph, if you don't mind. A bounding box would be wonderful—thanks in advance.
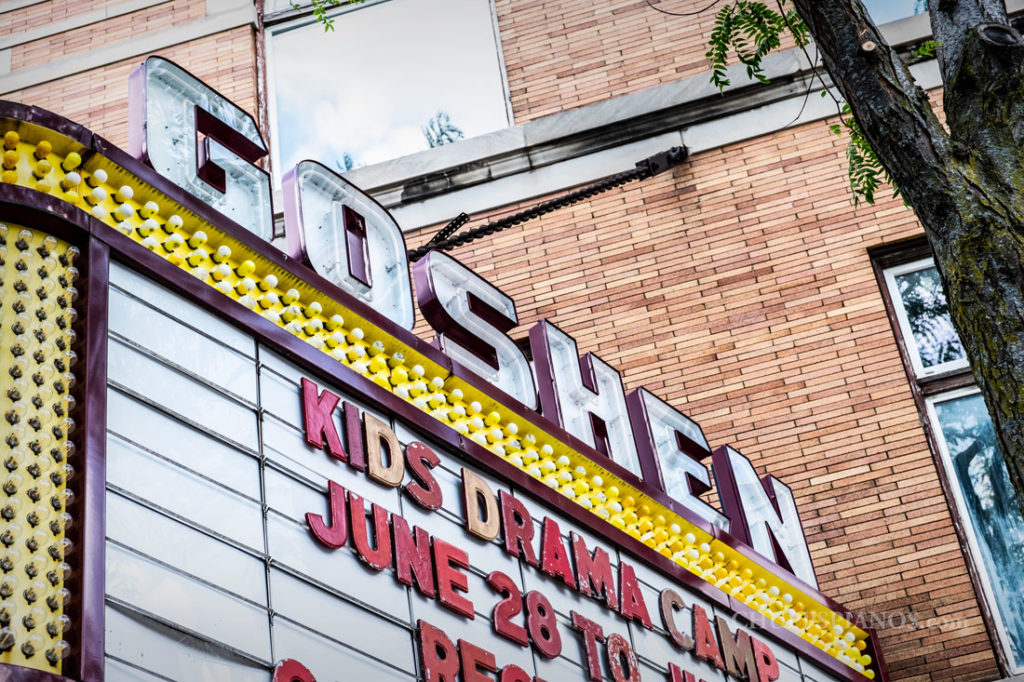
[924,386,1024,674]
[262,0,514,183]
[873,239,1019,675]
[882,256,970,379]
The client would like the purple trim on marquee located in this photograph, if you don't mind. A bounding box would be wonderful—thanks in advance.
[0,100,889,682]
[76,240,108,682]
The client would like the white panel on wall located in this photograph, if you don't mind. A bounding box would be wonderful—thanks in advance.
[108,338,259,450]
[105,605,267,681]
[270,569,417,673]
[105,658,171,682]
[109,287,258,402]
[110,263,256,358]
[107,388,261,499]
[272,619,415,682]
[106,491,267,605]
[106,544,272,662]
[106,434,264,551]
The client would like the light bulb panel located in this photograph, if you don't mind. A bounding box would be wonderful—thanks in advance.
[0,222,76,675]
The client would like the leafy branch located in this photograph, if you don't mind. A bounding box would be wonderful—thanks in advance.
[829,104,899,205]
[290,0,365,31]
[706,1,808,89]
[704,1,935,205]
[422,111,464,148]
[910,39,940,64]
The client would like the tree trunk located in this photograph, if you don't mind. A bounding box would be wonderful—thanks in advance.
[788,0,1024,512]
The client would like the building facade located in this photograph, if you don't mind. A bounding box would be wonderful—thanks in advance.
[0,0,1022,680]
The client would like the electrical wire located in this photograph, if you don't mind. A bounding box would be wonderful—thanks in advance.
[645,0,723,17]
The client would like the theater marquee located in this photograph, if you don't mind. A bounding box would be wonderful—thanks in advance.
[0,57,887,681]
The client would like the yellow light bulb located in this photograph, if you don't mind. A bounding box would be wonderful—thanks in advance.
[235,260,256,277]
[60,152,81,172]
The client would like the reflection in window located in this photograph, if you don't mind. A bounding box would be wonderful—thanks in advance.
[863,0,926,24]
[885,260,967,377]
[930,392,1024,670]
[266,0,510,179]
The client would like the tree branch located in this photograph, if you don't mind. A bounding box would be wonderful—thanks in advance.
[929,1,1024,197]
[928,0,1008,88]
[789,0,956,240]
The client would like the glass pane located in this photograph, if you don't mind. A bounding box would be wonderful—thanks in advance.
[270,569,416,673]
[106,434,265,551]
[273,619,414,682]
[106,491,268,605]
[863,0,926,23]
[110,263,256,358]
[268,0,509,175]
[893,265,966,371]
[107,390,261,500]
[933,393,1024,668]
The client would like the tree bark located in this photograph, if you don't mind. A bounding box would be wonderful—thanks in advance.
[789,0,1024,513]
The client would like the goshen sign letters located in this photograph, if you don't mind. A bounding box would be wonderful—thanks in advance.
[134,55,816,590]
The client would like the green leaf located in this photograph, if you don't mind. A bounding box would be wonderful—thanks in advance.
[705,1,807,93]
[909,39,941,64]
[303,0,366,31]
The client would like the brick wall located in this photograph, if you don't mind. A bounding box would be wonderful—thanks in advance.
[9,0,208,71]
[494,0,798,123]
[0,0,124,34]
[3,28,258,150]
[407,117,1001,680]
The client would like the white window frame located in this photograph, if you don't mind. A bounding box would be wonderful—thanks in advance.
[925,386,1024,674]
[883,257,970,378]
[263,0,513,183]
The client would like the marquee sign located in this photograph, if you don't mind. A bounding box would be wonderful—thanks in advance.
[0,56,887,681]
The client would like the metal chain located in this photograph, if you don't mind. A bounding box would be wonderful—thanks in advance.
[422,211,469,249]
[407,145,688,262]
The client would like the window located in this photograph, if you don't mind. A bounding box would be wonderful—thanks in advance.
[883,258,968,378]
[879,250,1024,673]
[926,389,1024,670]
[265,0,512,181]
[863,0,926,24]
